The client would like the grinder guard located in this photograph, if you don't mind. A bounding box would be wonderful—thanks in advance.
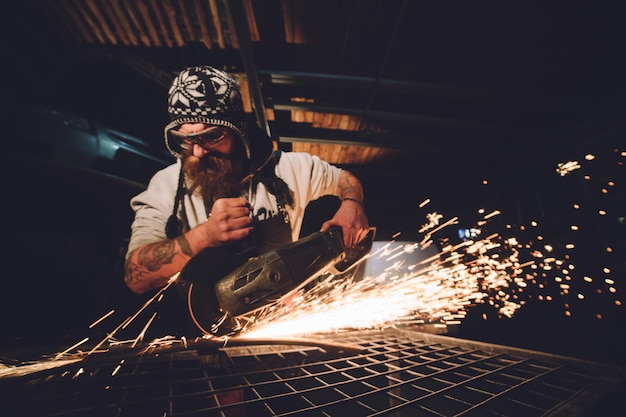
[183,226,375,336]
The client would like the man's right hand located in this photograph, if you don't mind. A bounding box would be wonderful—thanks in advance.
[125,197,254,294]
[200,197,254,248]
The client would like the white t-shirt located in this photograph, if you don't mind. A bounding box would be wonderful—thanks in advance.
[126,151,343,257]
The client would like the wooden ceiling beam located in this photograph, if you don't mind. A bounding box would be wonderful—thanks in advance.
[61,0,97,44]
[193,0,213,49]
[177,0,197,43]
[209,0,226,49]
[71,0,106,44]
[85,0,118,45]
[148,0,172,47]
[244,0,260,41]
[99,0,132,46]
[274,102,540,139]
[265,71,588,110]
[163,0,185,47]
[109,0,139,46]
[119,0,151,46]
[136,0,162,47]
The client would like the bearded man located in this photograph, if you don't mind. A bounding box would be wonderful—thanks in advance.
[124,66,369,334]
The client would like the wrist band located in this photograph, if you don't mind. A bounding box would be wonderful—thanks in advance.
[342,197,363,207]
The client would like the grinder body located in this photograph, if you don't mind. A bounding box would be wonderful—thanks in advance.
[215,226,345,316]
[182,226,374,336]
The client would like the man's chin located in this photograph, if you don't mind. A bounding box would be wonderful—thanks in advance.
[184,155,243,200]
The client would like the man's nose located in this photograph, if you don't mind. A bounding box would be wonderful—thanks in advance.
[193,143,210,157]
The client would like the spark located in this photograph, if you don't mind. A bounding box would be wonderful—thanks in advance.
[123,275,178,331]
[0,358,82,378]
[55,337,89,360]
[111,360,124,376]
[76,275,179,356]
[419,211,444,233]
[419,198,431,208]
[556,160,581,176]
[89,310,115,328]
[484,210,501,219]
[132,312,158,348]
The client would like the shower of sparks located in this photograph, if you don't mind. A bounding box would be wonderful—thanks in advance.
[82,277,178,357]
[238,211,529,339]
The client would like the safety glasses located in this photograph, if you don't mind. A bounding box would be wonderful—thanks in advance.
[170,125,229,150]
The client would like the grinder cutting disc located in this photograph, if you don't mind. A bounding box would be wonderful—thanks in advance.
[179,216,293,335]
[179,245,249,336]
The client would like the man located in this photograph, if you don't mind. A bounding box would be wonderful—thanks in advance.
[124,66,369,307]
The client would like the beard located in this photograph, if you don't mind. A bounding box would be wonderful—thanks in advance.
[182,148,248,206]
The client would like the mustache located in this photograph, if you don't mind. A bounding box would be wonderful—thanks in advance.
[203,149,229,159]
[193,152,230,169]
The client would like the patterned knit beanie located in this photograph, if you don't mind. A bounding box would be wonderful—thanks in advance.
[164,66,249,159]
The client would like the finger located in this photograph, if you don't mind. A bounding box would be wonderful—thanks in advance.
[229,226,253,240]
[226,197,251,209]
[319,220,335,232]
[231,199,253,218]
[213,201,251,219]
[356,228,368,244]
[212,197,248,213]
[229,215,253,230]
[344,231,355,248]
[227,205,251,219]
[349,228,368,248]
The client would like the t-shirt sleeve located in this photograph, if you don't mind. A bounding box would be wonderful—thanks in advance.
[126,166,178,258]
[277,152,343,206]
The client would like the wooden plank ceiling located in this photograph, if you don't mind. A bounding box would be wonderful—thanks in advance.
[33,0,401,166]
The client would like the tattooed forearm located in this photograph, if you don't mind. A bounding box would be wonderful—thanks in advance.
[338,171,364,201]
[124,237,193,292]
[124,255,170,290]
[137,240,177,272]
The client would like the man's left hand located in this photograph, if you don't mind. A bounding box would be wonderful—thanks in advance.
[320,199,370,248]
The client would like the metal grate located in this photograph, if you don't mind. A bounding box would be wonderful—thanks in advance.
[2,327,623,416]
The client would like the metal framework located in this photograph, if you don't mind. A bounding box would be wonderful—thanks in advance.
[2,327,623,416]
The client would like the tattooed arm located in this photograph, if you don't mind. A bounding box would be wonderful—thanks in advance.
[124,197,253,294]
[124,235,192,294]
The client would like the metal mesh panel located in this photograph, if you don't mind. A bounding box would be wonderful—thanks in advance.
[2,328,623,416]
